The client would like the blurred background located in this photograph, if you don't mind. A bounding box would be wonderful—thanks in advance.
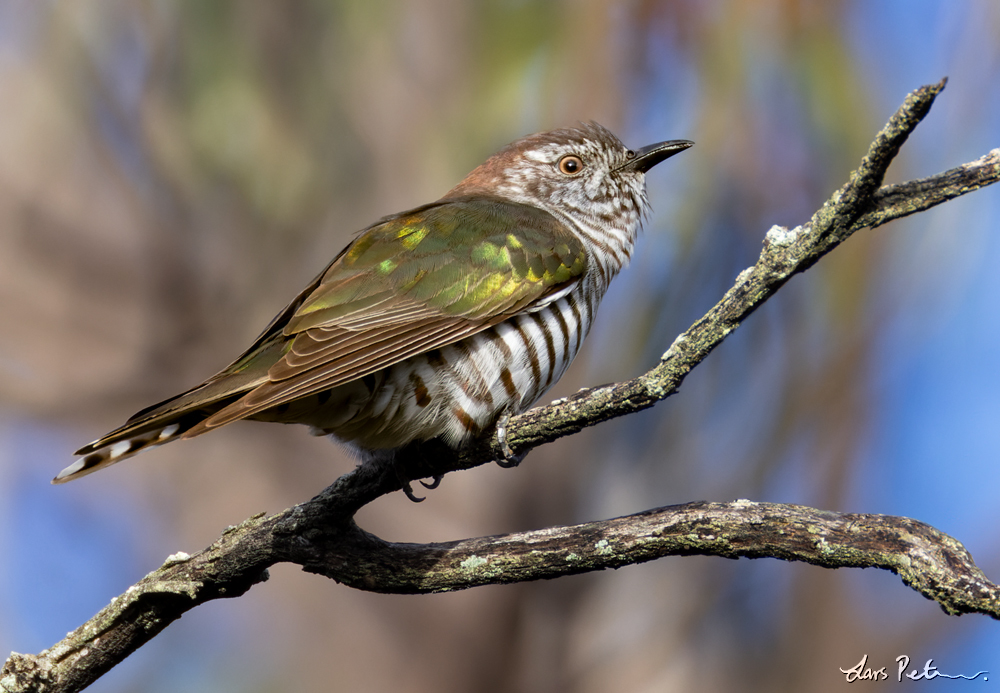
[1,1,998,691]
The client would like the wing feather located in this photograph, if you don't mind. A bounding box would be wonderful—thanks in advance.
[141,195,584,441]
[192,318,490,432]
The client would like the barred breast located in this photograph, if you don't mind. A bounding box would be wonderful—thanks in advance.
[281,283,600,453]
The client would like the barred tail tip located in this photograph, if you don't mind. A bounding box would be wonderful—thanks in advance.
[53,423,182,484]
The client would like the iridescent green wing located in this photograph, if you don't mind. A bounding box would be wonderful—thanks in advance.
[187,195,586,433]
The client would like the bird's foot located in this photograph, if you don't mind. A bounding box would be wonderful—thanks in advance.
[494,411,525,469]
[391,444,446,502]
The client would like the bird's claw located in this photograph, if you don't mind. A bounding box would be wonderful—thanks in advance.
[402,480,426,503]
[420,475,443,490]
[494,411,525,469]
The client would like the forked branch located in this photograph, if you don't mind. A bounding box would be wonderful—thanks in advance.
[4,79,1000,693]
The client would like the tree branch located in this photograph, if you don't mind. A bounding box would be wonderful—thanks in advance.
[287,500,1000,615]
[5,79,1000,693]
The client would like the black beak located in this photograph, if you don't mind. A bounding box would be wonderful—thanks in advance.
[618,139,693,173]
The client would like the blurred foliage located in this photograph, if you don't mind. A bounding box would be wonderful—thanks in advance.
[1,2,998,692]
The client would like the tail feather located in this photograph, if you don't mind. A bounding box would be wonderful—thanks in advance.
[55,415,203,484]
[60,376,264,483]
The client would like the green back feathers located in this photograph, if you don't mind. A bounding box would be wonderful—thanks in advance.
[287,197,586,332]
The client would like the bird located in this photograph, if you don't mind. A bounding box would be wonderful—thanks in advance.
[56,122,692,485]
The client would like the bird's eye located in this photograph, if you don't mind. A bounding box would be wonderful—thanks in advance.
[558,155,584,175]
[625,150,636,159]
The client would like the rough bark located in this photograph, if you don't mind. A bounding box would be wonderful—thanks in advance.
[4,78,1000,693]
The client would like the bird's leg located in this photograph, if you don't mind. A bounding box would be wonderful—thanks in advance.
[390,442,447,502]
[494,410,525,469]
[383,449,427,502]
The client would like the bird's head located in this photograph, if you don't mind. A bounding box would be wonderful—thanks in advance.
[445,122,692,237]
